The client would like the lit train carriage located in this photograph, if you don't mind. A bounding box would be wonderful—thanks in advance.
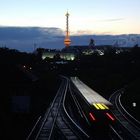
[88,102,115,127]
[70,77,116,128]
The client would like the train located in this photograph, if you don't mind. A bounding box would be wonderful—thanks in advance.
[70,77,116,128]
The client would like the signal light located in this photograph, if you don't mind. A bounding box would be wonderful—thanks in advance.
[89,112,96,121]
[106,113,115,121]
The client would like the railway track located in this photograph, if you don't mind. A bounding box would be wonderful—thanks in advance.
[109,90,140,140]
[27,77,89,140]
[34,78,67,140]
[28,77,137,140]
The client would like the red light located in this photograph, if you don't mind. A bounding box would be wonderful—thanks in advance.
[89,112,96,121]
[106,113,115,121]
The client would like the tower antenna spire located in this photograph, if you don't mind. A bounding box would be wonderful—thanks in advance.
[64,11,71,48]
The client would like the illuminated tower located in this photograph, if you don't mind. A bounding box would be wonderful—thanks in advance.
[64,11,71,48]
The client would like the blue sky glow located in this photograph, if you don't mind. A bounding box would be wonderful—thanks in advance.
[0,0,140,35]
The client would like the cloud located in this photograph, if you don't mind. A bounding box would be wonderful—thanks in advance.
[0,26,65,52]
[97,18,125,22]
[71,30,116,36]
[0,26,139,52]
[0,26,64,40]
[38,27,64,36]
[71,30,94,35]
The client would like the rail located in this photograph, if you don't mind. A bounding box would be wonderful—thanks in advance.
[109,90,140,139]
[35,79,67,140]
[109,125,123,140]
[118,94,140,128]
[26,116,41,140]
[62,77,90,139]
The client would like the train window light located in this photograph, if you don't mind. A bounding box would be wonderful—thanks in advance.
[97,103,106,109]
[101,104,109,109]
[93,103,109,110]
[93,103,100,109]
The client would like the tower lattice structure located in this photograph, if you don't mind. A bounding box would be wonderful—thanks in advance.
[64,12,71,48]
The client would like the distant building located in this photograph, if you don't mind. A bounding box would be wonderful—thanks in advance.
[42,51,76,61]
[89,38,95,49]
[40,12,106,60]
[42,52,56,59]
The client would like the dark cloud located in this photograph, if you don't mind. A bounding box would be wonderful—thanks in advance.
[0,27,65,52]
[0,27,64,40]
[0,27,139,52]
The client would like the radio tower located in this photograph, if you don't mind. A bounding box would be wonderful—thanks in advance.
[64,11,71,48]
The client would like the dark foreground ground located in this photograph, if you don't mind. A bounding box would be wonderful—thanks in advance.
[0,46,140,139]
[0,65,60,140]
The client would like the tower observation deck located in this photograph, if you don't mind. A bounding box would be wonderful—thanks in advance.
[64,11,71,48]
